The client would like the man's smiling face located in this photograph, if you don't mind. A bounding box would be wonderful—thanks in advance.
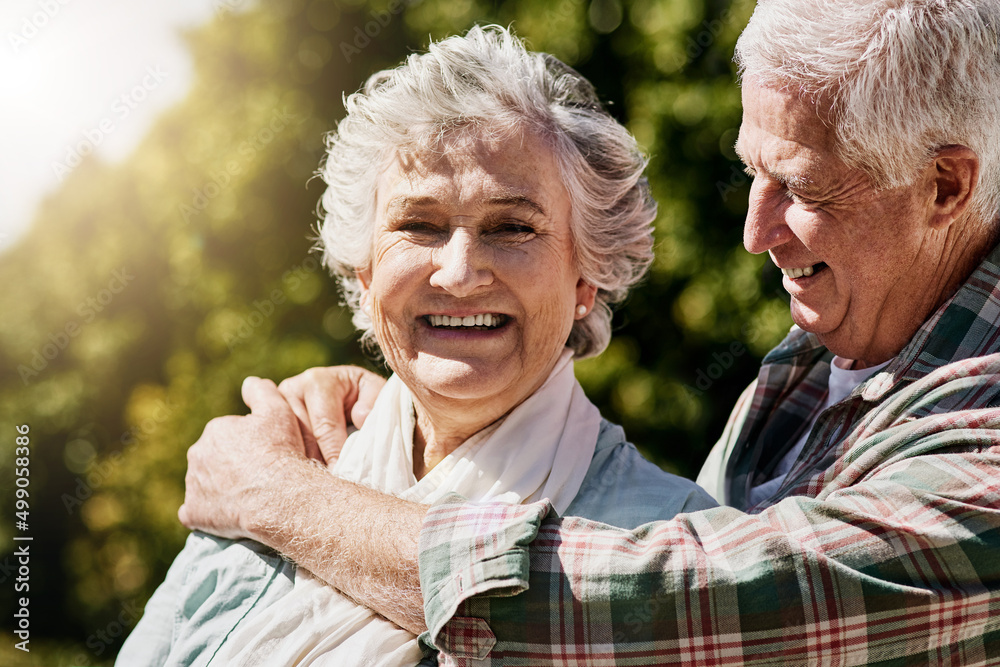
[736,81,968,366]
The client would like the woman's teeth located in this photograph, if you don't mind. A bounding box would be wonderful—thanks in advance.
[427,314,505,328]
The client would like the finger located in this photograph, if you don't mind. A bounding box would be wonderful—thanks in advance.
[241,376,293,418]
[351,370,387,429]
[278,383,324,463]
[295,407,325,463]
[310,420,348,464]
[240,377,308,459]
[303,371,356,464]
[279,370,348,464]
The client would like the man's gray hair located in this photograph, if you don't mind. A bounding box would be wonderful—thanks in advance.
[735,0,1000,226]
[316,25,656,358]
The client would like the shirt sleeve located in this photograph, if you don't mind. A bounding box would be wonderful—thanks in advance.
[419,494,551,660]
[418,445,1000,665]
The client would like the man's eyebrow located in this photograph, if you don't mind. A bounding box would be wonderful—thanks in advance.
[734,141,759,178]
[734,139,748,165]
[780,172,817,191]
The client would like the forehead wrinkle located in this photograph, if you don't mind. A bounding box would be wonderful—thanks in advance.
[737,134,820,193]
[377,131,564,223]
[738,87,836,195]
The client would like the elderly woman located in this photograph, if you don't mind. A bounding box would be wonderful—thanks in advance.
[118,25,716,666]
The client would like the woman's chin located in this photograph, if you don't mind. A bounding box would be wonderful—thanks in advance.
[403,356,518,403]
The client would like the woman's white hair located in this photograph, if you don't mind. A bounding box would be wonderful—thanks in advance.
[735,0,1000,226]
[316,25,655,358]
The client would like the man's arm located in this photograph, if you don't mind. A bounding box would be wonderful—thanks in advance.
[418,407,1000,665]
[183,367,1000,664]
[254,459,427,633]
[421,444,1000,665]
[178,376,428,634]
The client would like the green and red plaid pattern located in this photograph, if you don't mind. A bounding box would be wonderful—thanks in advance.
[418,243,1000,666]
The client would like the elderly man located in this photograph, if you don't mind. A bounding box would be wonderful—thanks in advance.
[178,0,1000,664]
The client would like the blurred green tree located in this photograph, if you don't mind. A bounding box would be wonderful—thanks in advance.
[0,0,788,662]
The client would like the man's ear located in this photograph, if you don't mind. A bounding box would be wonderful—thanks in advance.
[929,145,980,229]
[575,279,598,319]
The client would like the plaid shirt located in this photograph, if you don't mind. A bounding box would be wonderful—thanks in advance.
[418,243,1000,666]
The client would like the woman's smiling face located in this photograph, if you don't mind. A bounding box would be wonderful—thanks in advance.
[359,128,595,421]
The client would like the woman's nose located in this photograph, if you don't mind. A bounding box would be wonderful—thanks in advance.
[428,228,494,296]
[743,178,795,254]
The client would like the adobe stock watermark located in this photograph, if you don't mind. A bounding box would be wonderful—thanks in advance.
[51,66,169,181]
[340,0,422,63]
[17,267,135,385]
[7,0,73,53]
[61,399,176,515]
[716,161,750,202]
[664,8,739,72]
[60,599,144,661]
[0,553,20,586]
[612,594,668,644]
[177,107,304,224]
[213,0,251,16]
[224,255,322,350]
[682,322,766,398]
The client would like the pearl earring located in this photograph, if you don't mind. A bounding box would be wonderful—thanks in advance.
[576,304,588,317]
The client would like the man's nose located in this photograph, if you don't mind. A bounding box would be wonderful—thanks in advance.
[429,228,494,296]
[743,178,795,254]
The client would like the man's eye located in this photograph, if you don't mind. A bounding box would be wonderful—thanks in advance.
[785,190,818,206]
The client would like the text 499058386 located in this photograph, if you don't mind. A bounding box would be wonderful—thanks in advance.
[13,424,32,653]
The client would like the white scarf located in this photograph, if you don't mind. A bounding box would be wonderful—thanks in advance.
[216,349,601,666]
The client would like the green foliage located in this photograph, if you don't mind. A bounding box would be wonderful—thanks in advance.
[0,0,789,660]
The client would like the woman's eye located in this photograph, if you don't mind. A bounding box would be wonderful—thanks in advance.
[397,221,439,234]
[492,222,536,237]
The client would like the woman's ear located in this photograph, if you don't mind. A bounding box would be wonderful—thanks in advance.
[357,267,372,289]
[357,268,372,313]
[574,279,598,319]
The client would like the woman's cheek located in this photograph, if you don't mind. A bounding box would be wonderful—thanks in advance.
[370,296,411,372]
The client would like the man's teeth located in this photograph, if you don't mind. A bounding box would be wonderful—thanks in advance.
[782,265,816,279]
[428,314,503,328]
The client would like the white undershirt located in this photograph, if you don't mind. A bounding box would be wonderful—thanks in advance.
[746,356,891,507]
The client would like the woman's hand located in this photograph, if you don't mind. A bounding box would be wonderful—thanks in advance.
[277,365,387,464]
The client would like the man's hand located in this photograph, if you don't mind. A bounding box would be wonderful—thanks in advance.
[277,365,386,464]
[178,372,427,635]
[178,376,306,539]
